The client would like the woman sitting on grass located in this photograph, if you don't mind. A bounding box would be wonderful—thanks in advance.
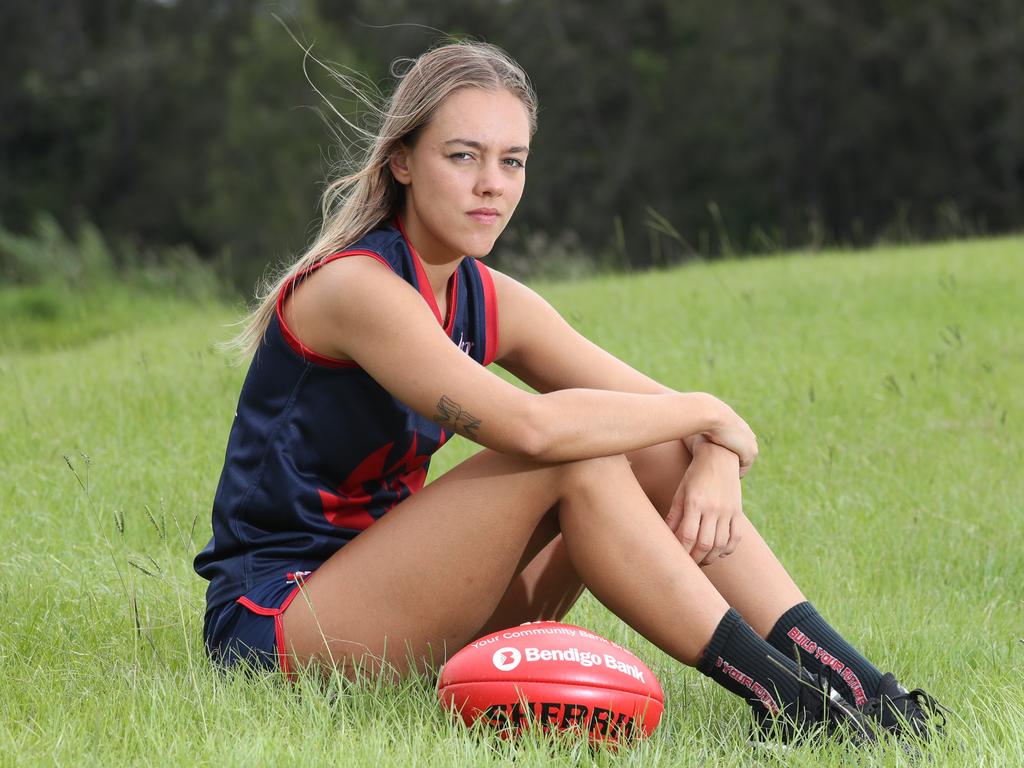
[194,40,942,745]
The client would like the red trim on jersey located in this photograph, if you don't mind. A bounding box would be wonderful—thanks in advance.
[443,269,460,336]
[475,260,500,366]
[235,570,317,683]
[395,215,442,323]
[275,582,308,682]
[276,249,392,368]
[274,614,292,680]
[395,214,460,332]
[236,595,277,616]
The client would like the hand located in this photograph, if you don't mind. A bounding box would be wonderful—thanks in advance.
[702,399,758,477]
[668,442,744,566]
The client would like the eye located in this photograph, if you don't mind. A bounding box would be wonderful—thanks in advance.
[503,157,526,169]
[449,152,474,162]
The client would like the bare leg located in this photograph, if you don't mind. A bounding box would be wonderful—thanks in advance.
[473,514,584,638]
[629,441,806,636]
[698,517,806,636]
[479,440,805,639]
[474,440,694,636]
[280,449,730,677]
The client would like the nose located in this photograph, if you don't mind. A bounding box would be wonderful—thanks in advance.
[473,160,504,199]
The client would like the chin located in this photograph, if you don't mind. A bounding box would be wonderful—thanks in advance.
[459,235,499,259]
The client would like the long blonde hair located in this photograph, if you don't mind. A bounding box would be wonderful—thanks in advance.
[232,40,538,357]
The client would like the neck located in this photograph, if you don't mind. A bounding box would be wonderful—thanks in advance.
[396,211,461,298]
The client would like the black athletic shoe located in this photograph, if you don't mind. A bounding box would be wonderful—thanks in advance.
[753,655,877,745]
[860,673,947,740]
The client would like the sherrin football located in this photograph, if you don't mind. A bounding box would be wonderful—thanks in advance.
[438,621,663,741]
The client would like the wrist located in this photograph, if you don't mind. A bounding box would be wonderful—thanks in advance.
[691,436,738,463]
[693,392,728,435]
[683,432,708,455]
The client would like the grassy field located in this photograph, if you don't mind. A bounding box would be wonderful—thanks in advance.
[1,237,1022,767]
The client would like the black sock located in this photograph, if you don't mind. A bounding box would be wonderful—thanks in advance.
[767,601,883,707]
[698,608,803,718]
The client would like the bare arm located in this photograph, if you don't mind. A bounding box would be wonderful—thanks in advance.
[285,256,756,466]
[486,269,753,565]
[490,270,739,462]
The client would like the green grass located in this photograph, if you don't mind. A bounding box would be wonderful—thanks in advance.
[1,236,1022,766]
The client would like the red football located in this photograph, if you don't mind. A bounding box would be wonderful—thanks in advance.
[438,621,663,742]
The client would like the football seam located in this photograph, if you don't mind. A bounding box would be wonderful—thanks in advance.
[438,677,663,703]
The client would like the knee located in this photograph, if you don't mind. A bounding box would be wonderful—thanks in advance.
[556,454,632,498]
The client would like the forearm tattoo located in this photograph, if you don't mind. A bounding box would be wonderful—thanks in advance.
[434,395,482,440]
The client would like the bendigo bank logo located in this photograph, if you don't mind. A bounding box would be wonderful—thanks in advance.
[492,647,522,672]
[490,645,647,683]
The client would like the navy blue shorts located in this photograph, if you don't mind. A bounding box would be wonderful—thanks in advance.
[204,569,317,680]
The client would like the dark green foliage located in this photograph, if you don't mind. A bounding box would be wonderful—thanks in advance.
[1,0,1021,284]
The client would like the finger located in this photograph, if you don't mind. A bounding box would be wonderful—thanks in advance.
[739,435,758,476]
[665,497,685,533]
[677,501,701,553]
[739,453,755,476]
[721,518,743,557]
[691,514,716,564]
[701,514,732,566]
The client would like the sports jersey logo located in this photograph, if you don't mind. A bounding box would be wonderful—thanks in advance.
[456,332,474,356]
[320,432,435,530]
[492,647,522,671]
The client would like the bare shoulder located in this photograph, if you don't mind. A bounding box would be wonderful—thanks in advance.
[488,266,543,308]
[294,252,394,304]
[283,254,417,360]
[282,256,538,454]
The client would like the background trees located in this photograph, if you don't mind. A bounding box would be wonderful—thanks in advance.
[2,0,1021,282]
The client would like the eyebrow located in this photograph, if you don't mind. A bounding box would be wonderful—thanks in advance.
[444,138,529,154]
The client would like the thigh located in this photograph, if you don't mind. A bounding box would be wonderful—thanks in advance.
[472,440,804,644]
[279,448,566,677]
[628,439,692,519]
[471,513,581,637]
[474,439,693,635]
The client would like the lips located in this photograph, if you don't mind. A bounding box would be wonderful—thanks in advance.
[468,208,500,224]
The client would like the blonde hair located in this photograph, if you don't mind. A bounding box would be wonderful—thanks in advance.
[232,40,538,356]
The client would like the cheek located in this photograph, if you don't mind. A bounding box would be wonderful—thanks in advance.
[416,164,462,206]
[438,173,466,203]
[505,176,526,212]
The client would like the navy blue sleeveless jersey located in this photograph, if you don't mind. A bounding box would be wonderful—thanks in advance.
[193,218,499,617]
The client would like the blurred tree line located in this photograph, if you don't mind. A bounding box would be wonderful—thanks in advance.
[1,0,1021,286]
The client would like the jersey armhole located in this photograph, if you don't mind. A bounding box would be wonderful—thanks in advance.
[474,260,500,366]
[275,249,393,369]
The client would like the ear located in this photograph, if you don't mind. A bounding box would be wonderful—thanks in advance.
[389,144,412,186]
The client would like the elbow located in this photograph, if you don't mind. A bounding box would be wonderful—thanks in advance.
[509,396,555,462]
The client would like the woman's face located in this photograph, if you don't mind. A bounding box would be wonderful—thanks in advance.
[390,87,531,263]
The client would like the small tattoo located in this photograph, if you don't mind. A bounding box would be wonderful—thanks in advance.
[434,395,481,440]
[460,415,481,440]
